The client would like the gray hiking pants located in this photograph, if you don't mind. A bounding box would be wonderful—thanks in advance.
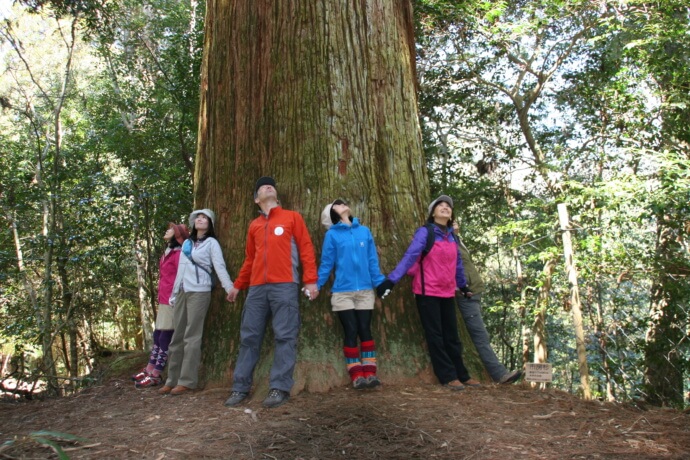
[165,290,211,389]
[232,283,300,393]
[456,293,508,382]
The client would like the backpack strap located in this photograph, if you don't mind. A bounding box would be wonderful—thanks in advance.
[419,223,460,296]
[184,239,216,287]
[422,223,435,257]
[419,224,435,296]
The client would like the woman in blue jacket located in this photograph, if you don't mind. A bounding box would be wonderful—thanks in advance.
[317,199,386,389]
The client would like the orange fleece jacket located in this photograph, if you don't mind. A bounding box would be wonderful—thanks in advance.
[234,206,318,289]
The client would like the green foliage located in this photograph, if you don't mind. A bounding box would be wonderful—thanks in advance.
[0,0,200,393]
[417,0,689,405]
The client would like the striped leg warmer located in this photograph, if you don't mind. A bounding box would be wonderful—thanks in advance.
[344,346,363,381]
[361,340,377,378]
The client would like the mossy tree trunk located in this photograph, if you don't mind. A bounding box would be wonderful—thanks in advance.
[195,0,473,393]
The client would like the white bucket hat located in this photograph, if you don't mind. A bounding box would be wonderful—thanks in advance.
[189,208,216,229]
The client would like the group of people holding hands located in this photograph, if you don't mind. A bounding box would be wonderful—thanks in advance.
[132,176,522,409]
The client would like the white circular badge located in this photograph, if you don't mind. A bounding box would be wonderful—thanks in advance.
[274,227,284,236]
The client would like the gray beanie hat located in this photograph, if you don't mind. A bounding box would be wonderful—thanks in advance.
[427,195,453,222]
[189,209,216,229]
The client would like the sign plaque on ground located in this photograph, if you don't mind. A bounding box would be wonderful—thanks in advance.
[525,363,553,382]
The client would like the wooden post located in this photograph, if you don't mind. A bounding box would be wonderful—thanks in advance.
[557,203,591,399]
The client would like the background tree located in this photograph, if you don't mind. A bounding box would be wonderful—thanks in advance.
[415,0,689,406]
[0,0,200,394]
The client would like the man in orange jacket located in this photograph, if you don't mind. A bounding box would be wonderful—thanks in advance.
[225,177,319,408]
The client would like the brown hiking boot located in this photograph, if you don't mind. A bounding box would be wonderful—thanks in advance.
[170,385,193,396]
[158,385,174,395]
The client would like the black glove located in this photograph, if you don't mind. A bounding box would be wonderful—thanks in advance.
[460,286,473,299]
[376,279,395,299]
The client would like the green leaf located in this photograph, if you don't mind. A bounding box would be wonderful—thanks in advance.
[31,430,90,443]
[30,437,69,460]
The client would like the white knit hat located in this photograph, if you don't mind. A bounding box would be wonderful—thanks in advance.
[320,199,346,230]
[189,209,216,229]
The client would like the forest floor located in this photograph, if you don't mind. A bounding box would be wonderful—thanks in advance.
[1,357,689,459]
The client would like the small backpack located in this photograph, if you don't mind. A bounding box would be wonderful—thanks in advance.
[182,239,219,289]
[419,223,460,295]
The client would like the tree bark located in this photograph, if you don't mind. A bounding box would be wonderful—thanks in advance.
[197,0,436,392]
[558,203,591,399]
[532,259,554,390]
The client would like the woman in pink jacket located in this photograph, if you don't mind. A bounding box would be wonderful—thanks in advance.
[377,195,480,391]
[132,223,189,388]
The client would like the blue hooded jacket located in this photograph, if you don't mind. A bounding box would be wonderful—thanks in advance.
[317,218,386,292]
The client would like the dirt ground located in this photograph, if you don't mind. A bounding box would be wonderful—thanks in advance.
[1,365,689,460]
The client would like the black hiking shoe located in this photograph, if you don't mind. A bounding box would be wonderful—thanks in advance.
[366,375,381,389]
[224,391,248,407]
[352,377,368,390]
[262,389,290,408]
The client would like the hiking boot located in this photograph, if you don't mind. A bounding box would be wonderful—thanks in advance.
[170,385,193,396]
[263,389,290,408]
[131,368,148,381]
[443,380,465,391]
[135,375,162,388]
[352,377,368,390]
[461,378,481,387]
[158,385,174,395]
[499,370,522,384]
[224,391,248,407]
[365,375,382,389]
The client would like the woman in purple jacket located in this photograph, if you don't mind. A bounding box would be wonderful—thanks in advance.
[132,223,189,388]
[377,195,480,391]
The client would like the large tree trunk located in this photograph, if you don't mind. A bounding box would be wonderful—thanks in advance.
[197,0,436,392]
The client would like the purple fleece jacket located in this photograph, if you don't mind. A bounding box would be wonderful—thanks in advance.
[387,224,467,297]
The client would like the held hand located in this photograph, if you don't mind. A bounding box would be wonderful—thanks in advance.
[303,283,319,301]
[227,287,240,302]
[376,279,395,299]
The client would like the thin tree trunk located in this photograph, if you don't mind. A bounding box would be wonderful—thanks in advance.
[533,259,554,365]
[79,323,94,375]
[590,283,614,401]
[134,232,155,351]
[557,203,591,399]
[644,218,685,407]
[513,247,528,374]
[69,327,79,380]
[533,259,554,389]
[9,212,40,318]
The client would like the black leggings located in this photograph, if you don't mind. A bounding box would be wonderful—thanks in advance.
[337,309,373,348]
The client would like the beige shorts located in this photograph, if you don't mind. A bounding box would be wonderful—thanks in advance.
[155,304,174,330]
[331,289,375,312]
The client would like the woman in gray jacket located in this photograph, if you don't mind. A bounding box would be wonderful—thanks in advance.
[159,209,234,396]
